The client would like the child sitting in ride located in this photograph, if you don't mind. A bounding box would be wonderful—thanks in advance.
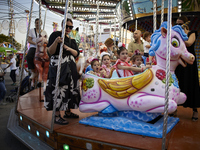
[85,56,94,73]
[130,52,145,75]
[114,43,151,77]
[89,58,107,78]
[100,52,112,78]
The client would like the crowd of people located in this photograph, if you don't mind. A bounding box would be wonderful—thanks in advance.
[0,15,199,124]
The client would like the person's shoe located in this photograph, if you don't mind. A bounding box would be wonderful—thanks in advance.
[63,111,79,118]
[11,83,16,86]
[192,111,198,121]
[54,115,69,125]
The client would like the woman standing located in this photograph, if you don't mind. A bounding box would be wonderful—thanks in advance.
[175,22,200,121]
[45,18,80,125]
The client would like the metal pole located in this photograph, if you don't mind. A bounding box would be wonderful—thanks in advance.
[70,0,73,12]
[100,24,102,43]
[83,21,86,55]
[50,0,69,133]
[161,0,164,24]
[15,0,34,114]
[95,0,99,55]
[43,8,47,30]
[125,23,127,46]
[114,17,116,47]
[109,21,111,38]
[122,26,124,43]
[39,0,41,35]
[162,0,172,149]
[153,0,157,32]
[135,19,137,30]
[118,5,122,43]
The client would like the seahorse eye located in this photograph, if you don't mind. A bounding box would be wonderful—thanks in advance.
[171,37,179,47]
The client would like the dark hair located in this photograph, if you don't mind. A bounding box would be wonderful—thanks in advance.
[143,31,151,40]
[117,46,127,55]
[130,54,142,62]
[9,54,13,56]
[177,16,188,23]
[35,18,39,23]
[61,18,73,26]
[91,59,99,67]
[35,18,42,24]
[76,27,79,32]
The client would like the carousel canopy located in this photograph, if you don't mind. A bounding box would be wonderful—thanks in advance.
[38,0,120,24]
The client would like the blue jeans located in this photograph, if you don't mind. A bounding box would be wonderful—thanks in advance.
[0,80,6,101]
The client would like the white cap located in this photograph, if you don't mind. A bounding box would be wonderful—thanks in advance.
[101,52,110,59]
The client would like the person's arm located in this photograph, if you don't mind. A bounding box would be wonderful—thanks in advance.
[117,64,151,72]
[185,33,196,47]
[4,59,13,70]
[27,36,36,45]
[64,44,78,57]
[145,45,151,48]
[47,36,62,56]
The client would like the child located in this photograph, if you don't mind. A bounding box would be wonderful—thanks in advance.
[114,45,151,77]
[89,58,107,78]
[101,52,112,78]
[130,54,145,75]
[143,31,151,57]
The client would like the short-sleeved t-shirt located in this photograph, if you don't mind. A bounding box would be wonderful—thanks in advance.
[47,31,79,58]
[143,41,150,53]
[10,57,17,70]
[128,41,144,55]
[28,28,48,48]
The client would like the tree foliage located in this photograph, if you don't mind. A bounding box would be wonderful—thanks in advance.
[0,34,21,50]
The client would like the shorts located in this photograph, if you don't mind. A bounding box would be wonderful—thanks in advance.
[26,47,36,69]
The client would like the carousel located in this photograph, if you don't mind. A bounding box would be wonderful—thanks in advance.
[7,0,200,150]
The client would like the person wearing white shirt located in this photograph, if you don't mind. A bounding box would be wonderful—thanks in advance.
[26,18,48,79]
[4,54,17,85]
[143,31,151,57]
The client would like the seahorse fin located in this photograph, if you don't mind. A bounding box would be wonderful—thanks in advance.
[100,105,118,113]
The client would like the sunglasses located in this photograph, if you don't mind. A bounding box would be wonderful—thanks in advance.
[66,25,73,30]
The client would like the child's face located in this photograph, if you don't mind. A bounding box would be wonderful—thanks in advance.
[119,50,128,62]
[92,61,100,72]
[146,35,151,42]
[133,57,142,67]
[102,55,111,66]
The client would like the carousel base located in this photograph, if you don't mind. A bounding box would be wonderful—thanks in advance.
[79,113,179,138]
[8,88,200,150]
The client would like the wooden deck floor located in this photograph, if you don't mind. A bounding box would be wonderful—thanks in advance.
[17,89,200,150]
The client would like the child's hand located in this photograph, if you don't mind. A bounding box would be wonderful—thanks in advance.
[146,62,151,65]
[100,70,107,77]
[145,65,152,69]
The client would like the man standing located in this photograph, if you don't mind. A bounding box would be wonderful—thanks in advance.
[4,54,17,85]
[128,30,144,57]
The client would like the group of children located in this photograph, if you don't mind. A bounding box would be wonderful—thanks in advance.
[85,31,152,78]
[87,46,151,78]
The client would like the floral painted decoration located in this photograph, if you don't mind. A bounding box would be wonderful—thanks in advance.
[156,69,174,86]
[82,78,94,91]
[156,69,166,80]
